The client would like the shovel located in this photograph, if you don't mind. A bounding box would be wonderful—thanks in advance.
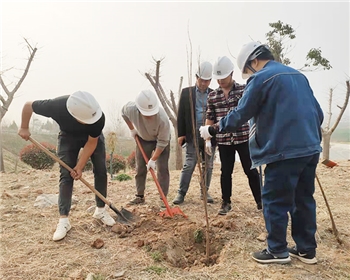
[135,135,187,218]
[28,136,135,224]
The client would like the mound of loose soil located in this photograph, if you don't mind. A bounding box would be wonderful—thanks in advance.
[1,160,349,279]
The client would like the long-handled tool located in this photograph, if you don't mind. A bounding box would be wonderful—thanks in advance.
[135,135,187,218]
[28,136,135,224]
[317,159,342,245]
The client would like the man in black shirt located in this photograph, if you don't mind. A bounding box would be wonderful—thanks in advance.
[18,91,115,241]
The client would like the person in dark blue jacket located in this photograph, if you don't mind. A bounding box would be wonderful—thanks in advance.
[200,41,323,265]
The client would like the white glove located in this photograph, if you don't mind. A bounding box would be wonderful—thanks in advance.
[130,129,138,138]
[199,125,212,139]
[146,159,156,171]
[205,140,212,156]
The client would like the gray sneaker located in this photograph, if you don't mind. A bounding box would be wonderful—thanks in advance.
[218,201,232,215]
[172,193,185,205]
[200,192,214,203]
[127,196,145,205]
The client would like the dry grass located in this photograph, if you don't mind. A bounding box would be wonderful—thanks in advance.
[0,160,349,280]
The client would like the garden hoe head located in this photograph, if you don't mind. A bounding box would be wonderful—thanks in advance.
[322,159,338,168]
[135,136,187,219]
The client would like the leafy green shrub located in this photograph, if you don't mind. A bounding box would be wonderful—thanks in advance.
[194,228,204,243]
[127,151,136,169]
[106,154,126,174]
[19,142,56,170]
[83,154,126,174]
[114,173,132,181]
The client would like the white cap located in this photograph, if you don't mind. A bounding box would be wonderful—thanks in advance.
[196,61,212,80]
[66,91,102,124]
[135,90,159,116]
[212,56,234,80]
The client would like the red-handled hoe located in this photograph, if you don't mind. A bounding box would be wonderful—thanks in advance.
[135,135,187,218]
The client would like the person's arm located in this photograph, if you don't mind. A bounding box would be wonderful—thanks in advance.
[147,112,170,170]
[150,146,164,161]
[177,136,186,146]
[123,117,135,130]
[122,103,139,138]
[18,101,34,141]
[71,136,98,180]
[219,79,263,132]
[203,92,219,137]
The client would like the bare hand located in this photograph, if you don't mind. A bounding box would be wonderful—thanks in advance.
[18,128,31,141]
[178,136,186,146]
[71,167,82,180]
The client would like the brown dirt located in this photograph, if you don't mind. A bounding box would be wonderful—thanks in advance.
[1,160,349,280]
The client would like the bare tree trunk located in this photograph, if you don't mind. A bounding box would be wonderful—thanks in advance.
[145,60,183,170]
[173,126,182,170]
[321,80,350,160]
[0,127,4,172]
[0,39,37,172]
[322,132,331,160]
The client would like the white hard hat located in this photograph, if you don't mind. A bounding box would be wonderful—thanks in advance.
[135,90,159,116]
[66,91,102,124]
[212,56,234,80]
[196,61,212,80]
[237,41,268,79]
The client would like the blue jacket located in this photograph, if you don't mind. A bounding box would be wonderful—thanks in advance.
[219,60,323,168]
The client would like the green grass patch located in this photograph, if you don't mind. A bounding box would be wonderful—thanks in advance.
[150,251,163,262]
[113,173,132,181]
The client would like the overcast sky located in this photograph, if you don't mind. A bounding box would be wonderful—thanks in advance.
[1,1,349,130]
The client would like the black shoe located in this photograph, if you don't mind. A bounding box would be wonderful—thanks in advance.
[257,202,262,210]
[252,249,291,264]
[127,196,145,205]
[173,193,185,205]
[218,201,231,215]
[288,246,317,264]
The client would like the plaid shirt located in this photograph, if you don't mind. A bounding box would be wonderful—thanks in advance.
[206,82,249,145]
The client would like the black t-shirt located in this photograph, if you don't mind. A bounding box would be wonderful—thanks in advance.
[32,95,105,138]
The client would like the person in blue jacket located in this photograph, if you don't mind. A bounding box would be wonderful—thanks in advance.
[199,41,323,265]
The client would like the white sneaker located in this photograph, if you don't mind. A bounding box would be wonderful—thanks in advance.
[52,219,71,241]
[93,207,116,226]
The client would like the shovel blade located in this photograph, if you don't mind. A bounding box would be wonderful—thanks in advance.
[120,207,136,221]
[110,204,136,224]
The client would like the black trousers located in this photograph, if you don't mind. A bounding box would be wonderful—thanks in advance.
[218,141,261,205]
[57,132,107,216]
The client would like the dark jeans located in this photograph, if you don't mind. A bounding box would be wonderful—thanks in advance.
[57,132,107,216]
[135,137,170,197]
[218,141,261,204]
[263,153,319,257]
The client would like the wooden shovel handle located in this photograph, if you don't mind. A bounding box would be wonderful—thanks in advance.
[28,136,109,206]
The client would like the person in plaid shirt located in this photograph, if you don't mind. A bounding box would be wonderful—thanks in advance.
[205,56,262,215]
